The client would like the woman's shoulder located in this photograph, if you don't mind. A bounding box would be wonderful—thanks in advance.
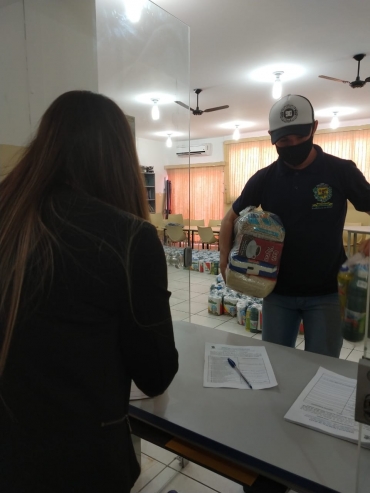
[49,186,155,244]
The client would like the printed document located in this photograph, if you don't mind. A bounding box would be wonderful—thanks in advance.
[284,366,370,447]
[203,343,278,389]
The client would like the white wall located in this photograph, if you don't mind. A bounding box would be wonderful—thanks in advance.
[136,137,168,193]
[0,0,98,149]
[0,1,32,146]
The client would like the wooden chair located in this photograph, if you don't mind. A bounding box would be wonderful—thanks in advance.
[166,225,187,247]
[208,219,222,227]
[343,222,364,255]
[197,226,219,250]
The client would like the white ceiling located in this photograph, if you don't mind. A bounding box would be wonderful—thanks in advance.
[153,0,370,140]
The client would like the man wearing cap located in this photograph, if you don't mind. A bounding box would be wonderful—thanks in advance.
[219,94,370,358]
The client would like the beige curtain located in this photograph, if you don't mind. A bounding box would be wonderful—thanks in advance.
[166,166,224,225]
[225,128,370,203]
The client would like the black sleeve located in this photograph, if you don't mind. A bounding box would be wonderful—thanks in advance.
[232,170,265,215]
[343,160,370,212]
[121,222,178,397]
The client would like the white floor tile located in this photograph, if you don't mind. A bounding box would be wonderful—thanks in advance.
[197,309,232,322]
[141,440,178,466]
[184,314,226,328]
[171,289,193,300]
[168,271,190,281]
[339,347,352,360]
[251,332,263,340]
[341,339,356,350]
[346,349,364,362]
[189,283,212,294]
[296,340,305,351]
[191,293,210,305]
[168,280,192,291]
[131,454,166,493]
[169,459,243,493]
[169,296,185,307]
[170,309,190,321]
[140,465,219,493]
[174,300,209,314]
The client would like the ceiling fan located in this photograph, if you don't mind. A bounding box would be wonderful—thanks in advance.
[175,88,229,115]
[319,54,370,88]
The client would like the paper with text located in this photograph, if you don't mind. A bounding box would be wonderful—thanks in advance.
[203,343,278,389]
[284,366,370,447]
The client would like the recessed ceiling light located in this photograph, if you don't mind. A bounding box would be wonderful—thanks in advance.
[249,64,305,83]
[136,93,176,105]
[154,131,183,137]
[219,121,254,130]
[315,107,356,117]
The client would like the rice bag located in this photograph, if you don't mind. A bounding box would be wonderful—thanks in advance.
[226,207,285,298]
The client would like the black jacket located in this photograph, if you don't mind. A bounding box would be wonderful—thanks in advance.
[0,187,178,492]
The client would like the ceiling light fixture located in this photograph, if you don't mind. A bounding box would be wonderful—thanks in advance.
[151,99,160,120]
[166,134,172,148]
[272,71,284,99]
[233,125,240,141]
[330,111,339,129]
[123,0,146,23]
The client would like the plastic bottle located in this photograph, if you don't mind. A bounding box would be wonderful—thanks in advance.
[245,305,251,331]
[337,265,353,319]
[342,265,368,342]
[249,304,259,333]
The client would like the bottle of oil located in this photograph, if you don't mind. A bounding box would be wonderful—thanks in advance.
[337,265,353,320]
[342,265,368,342]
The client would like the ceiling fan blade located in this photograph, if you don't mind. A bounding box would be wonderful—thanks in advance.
[365,77,370,83]
[318,75,350,84]
[203,105,230,113]
[174,100,195,111]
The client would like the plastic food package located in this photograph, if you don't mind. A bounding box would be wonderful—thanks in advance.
[208,292,224,315]
[226,207,285,298]
[338,253,369,343]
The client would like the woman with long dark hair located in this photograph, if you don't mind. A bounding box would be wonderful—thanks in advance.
[0,90,178,492]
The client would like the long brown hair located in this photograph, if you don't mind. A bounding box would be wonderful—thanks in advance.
[0,90,149,376]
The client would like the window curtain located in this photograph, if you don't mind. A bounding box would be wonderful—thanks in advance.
[225,128,370,203]
[166,166,224,225]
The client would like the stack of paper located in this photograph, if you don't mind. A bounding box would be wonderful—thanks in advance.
[284,367,370,448]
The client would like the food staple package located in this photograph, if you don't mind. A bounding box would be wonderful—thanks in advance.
[226,207,285,298]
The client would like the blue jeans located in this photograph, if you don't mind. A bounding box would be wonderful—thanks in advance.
[262,292,342,358]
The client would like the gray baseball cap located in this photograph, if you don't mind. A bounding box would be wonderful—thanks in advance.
[269,94,315,144]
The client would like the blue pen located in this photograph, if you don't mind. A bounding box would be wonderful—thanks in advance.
[227,358,253,389]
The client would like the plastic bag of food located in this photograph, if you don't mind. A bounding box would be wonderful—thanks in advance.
[226,207,285,297]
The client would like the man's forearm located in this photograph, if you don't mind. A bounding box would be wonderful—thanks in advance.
[219,208,238,280]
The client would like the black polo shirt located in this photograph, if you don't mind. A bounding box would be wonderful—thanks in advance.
[233,145,370,296]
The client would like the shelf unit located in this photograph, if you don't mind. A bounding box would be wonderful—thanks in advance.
[143,172,156,212]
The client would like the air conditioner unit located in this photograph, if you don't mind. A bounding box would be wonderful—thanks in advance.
[176,144,212,156]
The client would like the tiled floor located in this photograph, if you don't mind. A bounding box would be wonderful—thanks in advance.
[132,265,366,493]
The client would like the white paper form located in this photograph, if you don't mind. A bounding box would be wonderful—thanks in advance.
[203,343,278,389]
[284,367,370,447]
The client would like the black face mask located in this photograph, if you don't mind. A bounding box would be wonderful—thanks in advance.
[276,136,313,167]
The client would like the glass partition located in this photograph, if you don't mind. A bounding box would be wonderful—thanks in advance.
[0,0,191,320]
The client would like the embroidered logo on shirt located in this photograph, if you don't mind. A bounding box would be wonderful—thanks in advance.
[312,183,333,209]
[280,104,298,123]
